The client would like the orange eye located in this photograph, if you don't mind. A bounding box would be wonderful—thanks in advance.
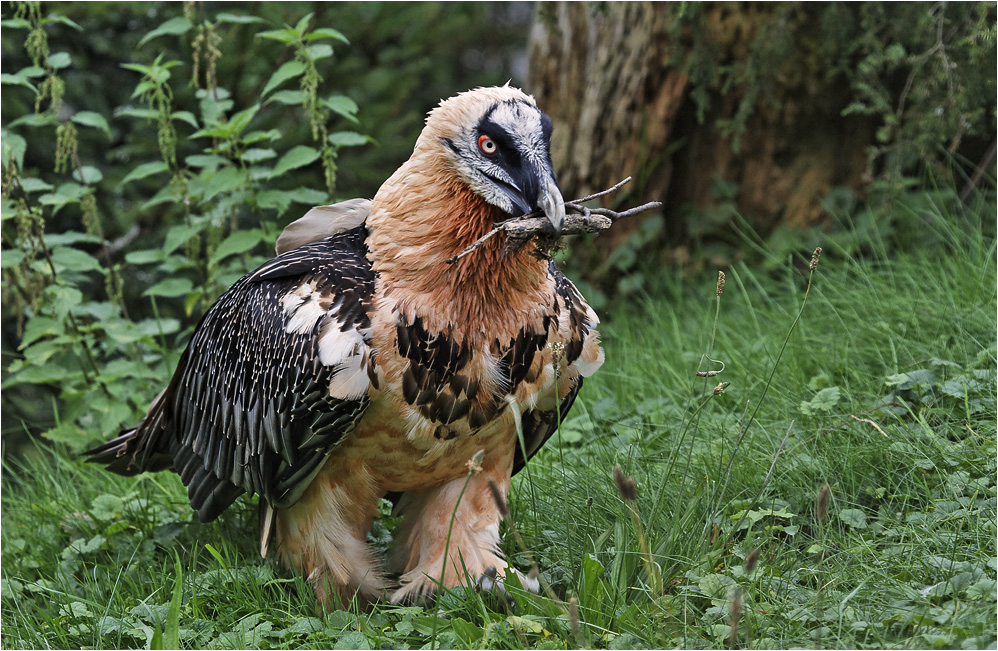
[478,134,497,155]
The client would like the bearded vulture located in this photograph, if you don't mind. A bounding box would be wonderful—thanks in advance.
[85,86,604,608]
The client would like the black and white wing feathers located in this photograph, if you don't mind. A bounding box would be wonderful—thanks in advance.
[86,226,377,523]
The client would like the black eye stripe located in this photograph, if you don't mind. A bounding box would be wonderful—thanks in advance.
[477,119,520,165]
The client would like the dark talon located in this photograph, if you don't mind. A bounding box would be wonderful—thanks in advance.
[476,566,518,611]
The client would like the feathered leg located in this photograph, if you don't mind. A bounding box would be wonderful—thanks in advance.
[388,449,514,604]
[275,463,390,610]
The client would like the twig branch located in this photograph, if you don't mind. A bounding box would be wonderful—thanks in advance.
[446,177,661,264]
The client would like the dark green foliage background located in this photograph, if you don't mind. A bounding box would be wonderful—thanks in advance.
[1,2,530,453]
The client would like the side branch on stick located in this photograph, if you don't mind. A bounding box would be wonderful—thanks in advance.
[446,177,662,264]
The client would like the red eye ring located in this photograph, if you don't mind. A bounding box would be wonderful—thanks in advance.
[478,134,497,155]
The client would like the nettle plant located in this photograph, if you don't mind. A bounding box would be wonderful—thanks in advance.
[1,3,370,449]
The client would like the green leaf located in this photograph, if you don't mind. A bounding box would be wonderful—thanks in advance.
[46,231,99,247]
[216,13,265,24]
[2,132,27,170]
[73,166,103,184]
[255,28,298,44]
[51,246,104,273]
[202,166,248,201]
[271,146,320,178]
[450,618,483,645]
[324,95,359,122]
[47,52,72,69]
[240,148,276,163]
[941,378,981,399]
[140,183,183,211]
[121,161,170,185]
[410,616,450,636]
[1,249,25,268]
[210,230,265,266]
[885,369,937,391]
[839,508,868,529]
[3,363,80,388]
[328,131,371,147]
[163,557,182,650]
[71,111,110,135]
[90,494,125,521]
[306,27,349,44]
[143,278,193,298]
[304,43,333,60]
[20,317,64,348]
[240,129,281,145]
[294,14,314,34]
[333,632,369,650]
[580,553,605,600]
[255,190,292,215]
[138,17,192,46]
[114,106,160,121]
[184,154,229,169]
[288,187,330,205]
[800,386,841,416]
[262,61,306,97]
[14,66,46,79]
[1,72,37,92]
[20,340,68,369]
[43,14,84,31]
[8,112,56,128]
[266,90,304,106]
[163,223,204,255]
[966,577,997,601]
[43,285,84,320]
[171,110,199,129]
[18,178,53,194]
[229,103,261,134]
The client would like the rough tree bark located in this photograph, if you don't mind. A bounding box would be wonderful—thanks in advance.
[528,2,875,251]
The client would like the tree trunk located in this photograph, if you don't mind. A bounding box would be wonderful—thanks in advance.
[528,2,875,253]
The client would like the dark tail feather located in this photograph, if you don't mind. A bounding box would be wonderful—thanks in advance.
[83,389,174,475]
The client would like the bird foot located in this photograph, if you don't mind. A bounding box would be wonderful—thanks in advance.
[475,565,540,610]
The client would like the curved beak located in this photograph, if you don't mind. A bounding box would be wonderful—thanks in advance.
[485,155,566,234]
[537,178,565,234]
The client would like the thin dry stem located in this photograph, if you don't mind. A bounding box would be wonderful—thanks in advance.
[849,414,889,438]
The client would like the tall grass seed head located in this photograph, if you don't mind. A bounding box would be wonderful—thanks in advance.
[569,596,580,636]
[486,478,508,519]
[816,483,831,522]
[613,465,638,501]
[717,270,726,296]
[810,247,822,271]
[728,588,743,646]
[466,448,485,474]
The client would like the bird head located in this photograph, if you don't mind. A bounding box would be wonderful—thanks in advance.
[419,86,565,233]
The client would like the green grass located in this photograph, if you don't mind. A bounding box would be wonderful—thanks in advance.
[3,194,996,649]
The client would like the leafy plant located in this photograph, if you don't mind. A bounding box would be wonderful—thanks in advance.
[2,3,370,451]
